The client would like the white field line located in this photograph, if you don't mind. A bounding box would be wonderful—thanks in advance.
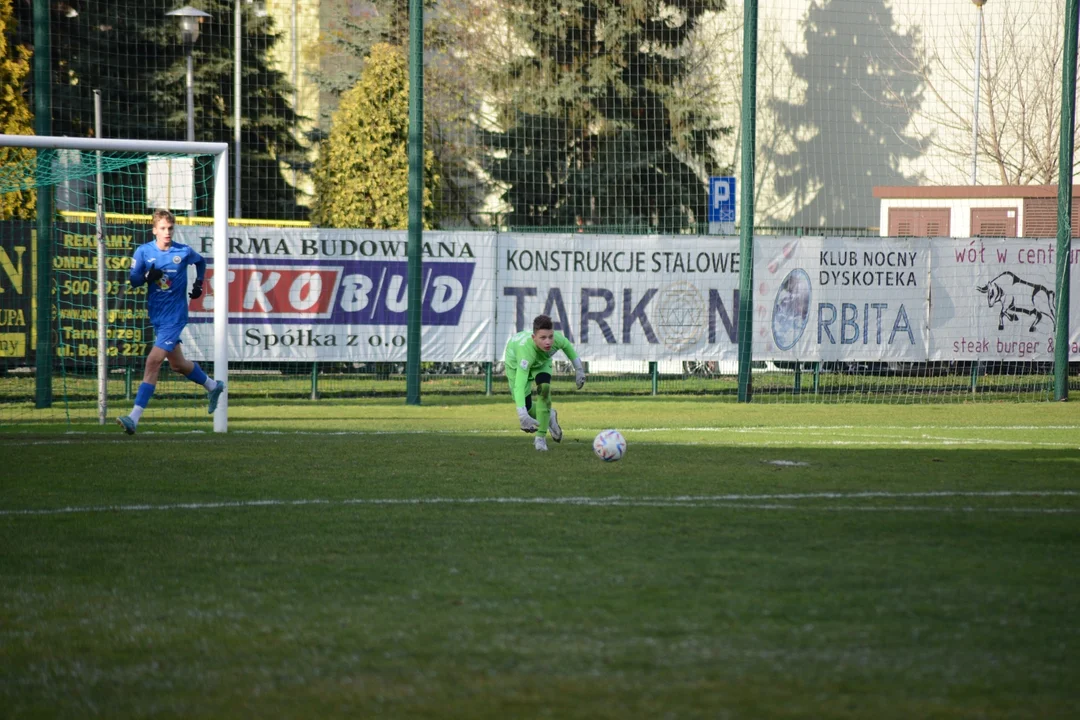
[2,491,1077,517]
[2,423,1079,448]
[7,436,1077,451]
[644,437,1080,449]
[4,423,1080,437]
[629,425,1080,432]
[691,438,1080,449]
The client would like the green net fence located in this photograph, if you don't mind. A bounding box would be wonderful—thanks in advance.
[2,0,1077,423]
[7,0,1072,229]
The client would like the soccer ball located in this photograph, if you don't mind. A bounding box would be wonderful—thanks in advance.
[593,429,626,462]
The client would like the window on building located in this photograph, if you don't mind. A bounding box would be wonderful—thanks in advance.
[888,208,951,237]
[971,208,1017,237]
[1022,197,1080,238]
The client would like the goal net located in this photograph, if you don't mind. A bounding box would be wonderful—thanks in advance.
[0,135,229,430]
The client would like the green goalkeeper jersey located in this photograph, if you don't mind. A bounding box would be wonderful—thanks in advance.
[503,330,579,407]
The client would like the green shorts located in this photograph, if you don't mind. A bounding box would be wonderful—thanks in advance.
[504,356,553,394]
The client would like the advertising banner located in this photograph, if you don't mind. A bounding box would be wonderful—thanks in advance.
[180,228,497,362]
[0,221,150,366]
[52,222,150,365]
[0,223,32,362]
[929,238,1080,360]
[753,236,929,361]
[5,221,1073,367]
[495,234,742,361]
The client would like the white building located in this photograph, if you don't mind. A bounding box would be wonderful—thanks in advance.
[874,185,1077,238]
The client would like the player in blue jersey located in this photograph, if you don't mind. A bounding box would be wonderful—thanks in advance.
[503,314,586,451]
[116,209,225,434]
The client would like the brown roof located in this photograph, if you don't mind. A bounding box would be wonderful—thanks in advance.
[872,185,1079,199]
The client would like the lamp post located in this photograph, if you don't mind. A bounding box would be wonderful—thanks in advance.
[166,6,212,144]
[235,0,241,218]
[971,0,987,185]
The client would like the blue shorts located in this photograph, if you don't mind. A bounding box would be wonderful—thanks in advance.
[153,323,186,352]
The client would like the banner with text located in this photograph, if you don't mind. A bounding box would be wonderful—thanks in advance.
[8,221,1074,366]
[0,222,32,362]
[180,228,497,362]
[929,238,1080,361]
[753,237,929,361]
[1,221,150,366]
[496,234,742,361]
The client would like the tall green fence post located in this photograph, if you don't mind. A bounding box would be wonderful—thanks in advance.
[404,0,424,405]
[1055,0,1078,401]
[311,362,319,400]
[736,0,758,403]
[33,0,53,408]
[650,361,658,396]
[484,362,493,396]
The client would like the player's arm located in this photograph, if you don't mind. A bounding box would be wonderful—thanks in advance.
[512,363,532,408]
[553,332,586,389]
[192,252,206,283]
[511,350,538,432]
[189,252,207,299]
[128,249,157,287]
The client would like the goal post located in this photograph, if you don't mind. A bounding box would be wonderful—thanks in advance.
[0,134,230,432]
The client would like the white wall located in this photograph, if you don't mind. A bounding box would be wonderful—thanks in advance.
[878,197,1025,238]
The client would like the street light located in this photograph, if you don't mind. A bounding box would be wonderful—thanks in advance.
[971,0,988,185]
[166,6,212,144]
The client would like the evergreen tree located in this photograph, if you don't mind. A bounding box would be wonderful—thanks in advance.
[482,0,729,233]
[310,43,440,229]
[771,0,926,230]
[15,0,307,219]
[310,0,482,228]
[310,0,416,112]
[0,0,34,220]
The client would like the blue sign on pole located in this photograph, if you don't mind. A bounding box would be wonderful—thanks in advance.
[708,176,736,223]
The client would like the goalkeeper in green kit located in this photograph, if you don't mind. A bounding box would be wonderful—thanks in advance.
[504,314,586,452]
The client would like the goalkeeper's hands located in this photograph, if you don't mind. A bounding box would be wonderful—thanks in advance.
[572,357,586,389]
[189,280,203,300]
[145,266,163,285]
[517,407,538,433]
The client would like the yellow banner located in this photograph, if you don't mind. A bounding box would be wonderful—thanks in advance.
[0,332,26,357]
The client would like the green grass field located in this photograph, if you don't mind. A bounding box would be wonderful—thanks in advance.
[2,399,1079,718]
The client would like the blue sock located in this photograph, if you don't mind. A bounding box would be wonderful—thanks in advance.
[186,363,208,386]
[135,382,156,409]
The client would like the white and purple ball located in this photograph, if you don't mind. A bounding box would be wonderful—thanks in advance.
[593,429,626,462]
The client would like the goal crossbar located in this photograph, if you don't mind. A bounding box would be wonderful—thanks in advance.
[0,135,229,156]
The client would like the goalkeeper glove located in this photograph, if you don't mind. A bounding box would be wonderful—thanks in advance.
[189,280,203,300]
[145,266,163,285]
[573,358,586,389]
[517,407,538,433]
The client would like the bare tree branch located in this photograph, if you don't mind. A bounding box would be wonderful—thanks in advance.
[886,0,1067,186]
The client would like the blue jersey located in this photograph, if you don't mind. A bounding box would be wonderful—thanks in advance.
[129,240,206,328]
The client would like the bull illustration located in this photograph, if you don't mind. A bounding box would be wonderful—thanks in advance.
[976,272,1056,332]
